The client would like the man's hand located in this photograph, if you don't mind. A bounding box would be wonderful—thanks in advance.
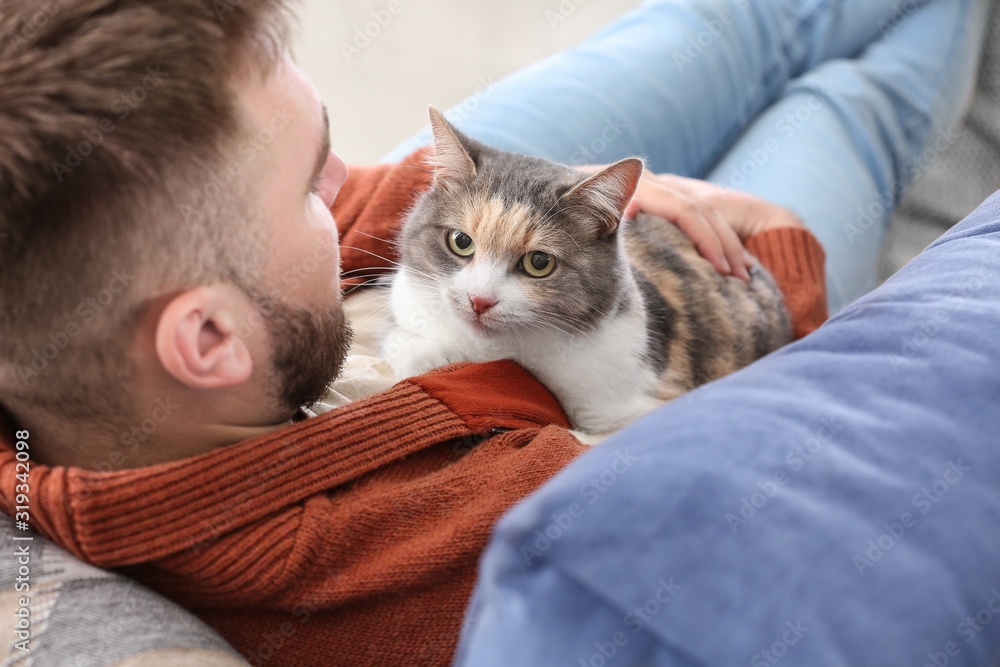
[578,166,804,282]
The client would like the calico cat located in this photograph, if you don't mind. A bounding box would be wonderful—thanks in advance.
[382,107,791,433]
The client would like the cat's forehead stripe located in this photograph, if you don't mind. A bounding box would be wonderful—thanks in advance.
[463,194,539,254]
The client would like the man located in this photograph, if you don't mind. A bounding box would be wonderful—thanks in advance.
[0,0,984,665]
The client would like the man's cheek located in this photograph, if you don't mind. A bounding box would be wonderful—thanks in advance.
[309,195,339,234]
[310,239,341,293]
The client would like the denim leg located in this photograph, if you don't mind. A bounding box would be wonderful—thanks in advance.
[704,0,989,311]
[381,0,929,174]
[380,0,986,311]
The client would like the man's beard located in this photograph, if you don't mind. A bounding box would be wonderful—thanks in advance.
[257,293,354,416]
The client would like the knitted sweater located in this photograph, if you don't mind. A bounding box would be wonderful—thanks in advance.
[0,149,828,666]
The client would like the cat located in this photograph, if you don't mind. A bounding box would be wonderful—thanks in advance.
[382,107,791,434]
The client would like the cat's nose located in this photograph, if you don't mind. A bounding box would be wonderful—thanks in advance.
[470,294,498,315]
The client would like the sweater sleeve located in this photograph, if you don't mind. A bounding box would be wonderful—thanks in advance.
[744,227,828,340]
[333,148,433,289]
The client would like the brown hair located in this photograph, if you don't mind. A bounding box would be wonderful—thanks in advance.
[0,0,293,430]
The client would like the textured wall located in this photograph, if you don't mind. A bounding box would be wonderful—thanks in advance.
[295,0,639,165]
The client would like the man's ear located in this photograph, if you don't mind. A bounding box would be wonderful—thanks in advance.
[562,157,644,235]
[154,286,254,389]
[428,105,476,185]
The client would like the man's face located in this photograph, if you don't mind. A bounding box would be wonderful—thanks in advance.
[236,56,353,414]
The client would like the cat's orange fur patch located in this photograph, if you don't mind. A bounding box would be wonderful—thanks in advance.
[457,193,568,260]
[461,194,533,256]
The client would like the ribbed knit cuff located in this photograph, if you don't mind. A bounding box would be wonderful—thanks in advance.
[746,227,828,339]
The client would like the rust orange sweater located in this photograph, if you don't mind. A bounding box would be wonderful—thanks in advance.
[0,149,828,666]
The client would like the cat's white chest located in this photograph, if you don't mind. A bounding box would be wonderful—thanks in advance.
[513,302,662,434]
[383,269,661,434]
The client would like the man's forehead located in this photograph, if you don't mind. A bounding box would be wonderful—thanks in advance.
[235,57,317,137]
[232,57,322,175]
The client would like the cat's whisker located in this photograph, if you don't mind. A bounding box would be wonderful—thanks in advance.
[350,230,402,247]
[341,272,397,281]
[343,279,395,296]
[508,311,577,339]
[345,294,394,309]
[539,313,581,332]
[536,196,563,229]
[506,326,529,364]
[341,265,396,275]
[431,202,472,220]
[521,321,567,340]
[398,163,436,177]
[340,274,395,286]
[342,281,390,295]
[340,245,441,284]
[534,227,582,252]
[393,275,442,290]
[402,284,446,304]
[533,308,588,333]
[533,169,592,230]
[350,300,395,320]
[530,317,581,339]
[343,277,388,287]
[534,204,610,232]
[340,245,405,266]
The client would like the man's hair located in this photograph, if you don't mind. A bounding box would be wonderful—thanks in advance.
[0,0,293,429]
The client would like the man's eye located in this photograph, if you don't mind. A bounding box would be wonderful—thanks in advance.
[310,174,333,208]
[310,175,328,202]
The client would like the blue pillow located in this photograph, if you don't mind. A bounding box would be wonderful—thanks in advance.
[455,190,1000,666]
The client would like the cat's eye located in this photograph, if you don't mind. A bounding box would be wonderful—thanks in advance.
[522,251,556,278]
[447,229,476,257]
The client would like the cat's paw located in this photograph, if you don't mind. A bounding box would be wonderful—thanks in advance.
[390,349,456,379]
[570,395,664,435]
[382,331,463,380]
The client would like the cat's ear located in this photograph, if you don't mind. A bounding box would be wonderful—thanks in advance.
[428,106,476,185]
[561,158,644,235]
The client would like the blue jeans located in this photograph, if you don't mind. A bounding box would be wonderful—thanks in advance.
[383,0,988,312]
